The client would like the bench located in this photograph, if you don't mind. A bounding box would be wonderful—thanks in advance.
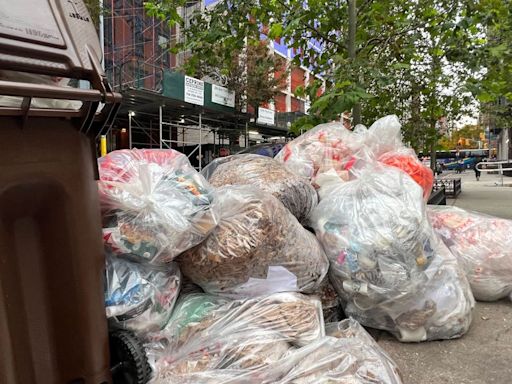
[434,178,461,198]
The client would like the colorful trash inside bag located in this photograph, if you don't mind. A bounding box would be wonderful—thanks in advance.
[104,256,181,333]
[98,149,218,264]
[202,154,318,223]
[275,121,366,186]
[310,164,474,342]
[365,115,433,199]
[147,292,324,382]
[428,205,512,301]
[379,149,433,200]
[178,185,329,297]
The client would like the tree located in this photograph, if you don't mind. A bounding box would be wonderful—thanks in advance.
[146,0,287,119]
[146,0,500,166]
[83,0,102,27]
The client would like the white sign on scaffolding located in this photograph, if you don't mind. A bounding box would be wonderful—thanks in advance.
[184,76,204,106]
[257,107,275,126]
[212,84,235,108]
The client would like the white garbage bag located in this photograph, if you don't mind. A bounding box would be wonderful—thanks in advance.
[310,164,474,341]
[428,205,512,301]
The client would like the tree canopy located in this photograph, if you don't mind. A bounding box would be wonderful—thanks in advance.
[146,0,510,155]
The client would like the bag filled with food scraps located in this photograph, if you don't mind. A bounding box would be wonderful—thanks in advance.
[202,154,317,223]
[178,185,329,297]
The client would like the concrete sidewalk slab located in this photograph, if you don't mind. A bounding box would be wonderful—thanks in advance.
[375,172,512,384]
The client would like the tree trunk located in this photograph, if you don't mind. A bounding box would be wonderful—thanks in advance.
[348,0,361,125]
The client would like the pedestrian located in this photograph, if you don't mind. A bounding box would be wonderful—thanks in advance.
[473,162,481,181]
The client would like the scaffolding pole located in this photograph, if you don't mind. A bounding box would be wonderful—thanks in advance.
[245,121,249,148]
[159,105,163,149]
[199,112,202,170]
[128,112,132,149]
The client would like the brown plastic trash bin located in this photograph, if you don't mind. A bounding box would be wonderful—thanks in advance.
[0,1,121,383]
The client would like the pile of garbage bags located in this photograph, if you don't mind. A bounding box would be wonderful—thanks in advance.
[428,205,512,301]
[146,293,402,384]
[93,113,512,382]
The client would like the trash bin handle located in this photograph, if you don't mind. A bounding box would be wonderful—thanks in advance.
[0,80,104,102]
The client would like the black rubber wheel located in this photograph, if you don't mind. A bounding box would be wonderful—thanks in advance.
[109,330,151,384]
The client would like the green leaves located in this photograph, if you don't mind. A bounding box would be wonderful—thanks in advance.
[144,0,511,140]
[268,23,283,39]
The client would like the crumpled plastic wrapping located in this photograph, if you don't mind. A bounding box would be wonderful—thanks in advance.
[310,164,474,342]
[428,205,512,301]
[201,154,318,223]
[104,256,181,333]
[364,115,403,158]
[275,121,366,186]
[178,185,329,297]
[147,293,325,382]
[98,149,218,264]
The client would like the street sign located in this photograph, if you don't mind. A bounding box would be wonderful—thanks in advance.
[212,84,235,108]
[257,107,275,126]
[184,76,204,106]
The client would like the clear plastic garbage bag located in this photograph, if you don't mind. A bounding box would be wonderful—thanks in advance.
[147,293,324,382]
[275,121,367,186]
[310,164,474,342]
[178,185,329,297]
[98,149,218,264]
[276,115,431,199]
[104,256,181,333]
[201,154,318,223]
[262,318,403,384]
[428,205,512,301]
[149,317,402,384]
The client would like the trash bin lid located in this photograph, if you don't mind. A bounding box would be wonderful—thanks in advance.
[0,0,102,82]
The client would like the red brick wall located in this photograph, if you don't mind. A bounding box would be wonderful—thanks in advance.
[275,93,287,112]
[291,67,305,93]
[291,97,305,113]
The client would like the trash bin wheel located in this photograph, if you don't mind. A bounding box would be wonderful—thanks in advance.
[109,330,151,384]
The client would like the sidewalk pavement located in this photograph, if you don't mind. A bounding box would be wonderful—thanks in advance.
[375,172,512,384]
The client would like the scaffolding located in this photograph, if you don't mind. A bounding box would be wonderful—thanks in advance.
[102,0,290,166]
[103,0,202,91]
